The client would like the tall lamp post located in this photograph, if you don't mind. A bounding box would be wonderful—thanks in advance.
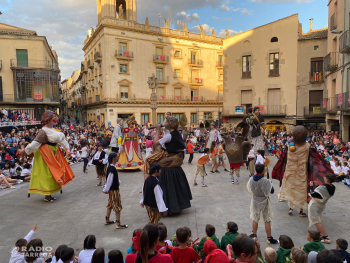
[147,73,159,125]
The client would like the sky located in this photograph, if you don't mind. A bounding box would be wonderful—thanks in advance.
[0,0,328,80]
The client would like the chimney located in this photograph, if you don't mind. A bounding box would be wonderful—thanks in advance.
[309,18,313,32]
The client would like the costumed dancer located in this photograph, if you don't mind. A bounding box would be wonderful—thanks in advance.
[206,122,221,149]
[117,116,144,170]
[91,144,108,187]
[103,152,128,229]
[243,107,253,142]
[144,116,192,213]
[109,118,123,153]
[256,150,269,178]
[249,107,265,151]
[272,126,335,217]
[247,163,279,244]
[247,144,255,177]
[193,148,210,187]
[18,110,75,202]
[140,163,168,224]
[308,173,336,244]
[221,123,251,185]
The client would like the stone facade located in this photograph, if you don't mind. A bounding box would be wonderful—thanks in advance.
[0,23,60,119]
[76,0,224,127]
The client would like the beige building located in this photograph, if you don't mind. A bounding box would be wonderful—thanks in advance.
[61,70,82,120]
[297,26,328,130]
[222,14,328,132]
[79,0,224,127]
[0,23,60,119]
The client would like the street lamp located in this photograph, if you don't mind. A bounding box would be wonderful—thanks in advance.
[147,73,159,125]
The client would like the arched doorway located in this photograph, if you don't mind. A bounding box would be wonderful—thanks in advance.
[265,120,286,133]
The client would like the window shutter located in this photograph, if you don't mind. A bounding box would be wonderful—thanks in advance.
[241,90,252,104]
[309,90,323,106]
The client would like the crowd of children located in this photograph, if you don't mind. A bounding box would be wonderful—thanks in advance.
[10,221,350,263]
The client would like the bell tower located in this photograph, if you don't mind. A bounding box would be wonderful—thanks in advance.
[97,0,137,23]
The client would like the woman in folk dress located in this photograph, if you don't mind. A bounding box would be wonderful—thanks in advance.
[18,111,74,202]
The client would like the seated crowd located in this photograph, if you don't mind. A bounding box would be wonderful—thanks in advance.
[11,222,350,263]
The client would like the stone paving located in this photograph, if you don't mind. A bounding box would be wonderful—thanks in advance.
[1,154,350,261]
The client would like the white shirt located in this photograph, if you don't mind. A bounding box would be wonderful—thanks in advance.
[255,155,265,165]
[21,169,31,177]
[81,147,89,158]
[144,128,150,136]
[342,166,349,175]
[195,129,200,137]
[158,133,172,149]
[332,166,342,175]
[248,149,255,159]
[140,178,168,213]
[78,249,96,263]
[329,160,336,169]
[9,230,34,263]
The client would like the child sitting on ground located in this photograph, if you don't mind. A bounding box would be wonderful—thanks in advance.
[193,148,210,187]
[276,235,294,263]
[60,247,76,263]
[20,163,31,182]
[127,229,142,255]
[220,221,239,255]
[195,224,220,255]
[264,247,277,263]
[170,227,199,263]
[331,238,350,262]
[290,247,307,263]
[9,224,37,263]
[302,230,325,254]
[197,240,217,263]
[107,250,124,263]
[156,225,173,254]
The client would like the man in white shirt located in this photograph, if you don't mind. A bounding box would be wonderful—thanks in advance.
[195,127,200,138]
[109,118,123,152]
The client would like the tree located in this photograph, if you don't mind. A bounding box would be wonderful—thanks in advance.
[179,114,188,128]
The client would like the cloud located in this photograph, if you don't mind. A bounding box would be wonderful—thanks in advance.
[176,11,200,23]
[218,29,239,37]
[223,17,233,21]
[219,3,231,11]
[251,0,311,3]
[241,8,251,15]
[189,24,213,34]
[213,16,220,21]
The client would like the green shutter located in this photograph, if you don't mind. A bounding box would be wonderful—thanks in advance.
[16,50,28,67]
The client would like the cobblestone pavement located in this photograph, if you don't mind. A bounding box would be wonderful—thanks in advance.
[1,154,350,261]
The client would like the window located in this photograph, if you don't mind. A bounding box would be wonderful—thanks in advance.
[314,46,319,50]
[156,68,163,82]
[191,113,197,124]
[157,113,165,124]
[204,112,212,122]
[241,90,252,112]
[191,51,197,63]
[120,86,128,101]
[157,87,164,100]
[191,89,198,101]
[172,113,182,120]
[269,53,279,76]
[156,47,163,55]
[174,69,181,78]
[16,49,28,67]
[141,114,149,125]
[309,90,323,107]
[218,90,223,102]
[271,37,278,43]
[311,58,323,82]
[174,88,181,100]
[120,43,127,52]
[218,55,223,67]
[218,71,224,81]
[120,64,127,73]
[242,56,251,78]
[174,50,182,58]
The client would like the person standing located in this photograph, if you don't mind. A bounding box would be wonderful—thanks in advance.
[109,118,123,153]
[92,144,108,187]
[206,122,221,149]
[187,139,194,164]
[247,144,255,177]
[218,140,228,172]
[140,163,168,224]
[247,164,279,244]
[103,153,128,229]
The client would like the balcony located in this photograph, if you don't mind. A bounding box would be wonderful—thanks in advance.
[216,60,224,68]
[113,94,221,104]
[222,105,286,117]
[10,59,59,70]
[188,77,203,86]
[115,50,133,60]
[324,52,338,72]
[158,76,169,84]
[330,13,337,31]
[87,59,94,69]
[309,71,324,84]
[81,61,88,73]
[88,97,92,103]
[339,30,350,53]
[153,55,169,64]
[321,97,339,114]
[188,59,203,67]
[304,106,325,117]
[13,94,60,103]
[95,95,100,102]
[94,52,102,63]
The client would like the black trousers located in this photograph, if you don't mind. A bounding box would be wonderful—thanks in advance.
[188,153,193,164]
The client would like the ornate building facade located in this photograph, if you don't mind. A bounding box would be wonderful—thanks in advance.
[79,0,224,127]
[0,23,60,119]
